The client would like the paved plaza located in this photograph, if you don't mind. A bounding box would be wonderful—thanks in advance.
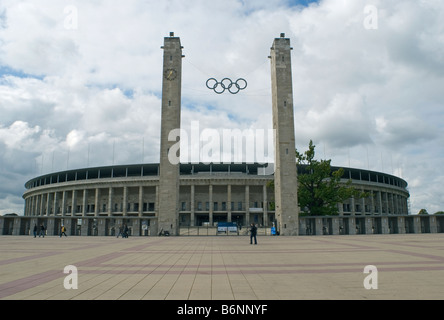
[1,233,443,300]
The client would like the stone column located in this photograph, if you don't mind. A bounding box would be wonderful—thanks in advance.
[361,195,365,214]
[429,215,438,233]
[245,185,250,226]
[157,33,183,236]
[299,218,306,235]
[191,185,195,226]
[108,187,113,215]
[263,184,268,227]
[53,192,59,216]
[132,219,140,236]
[351,196,355,215]
[209,184,213,226]
[35,195,40,216]
[315,218,323,235]
[64,218,72,236]
[29,196,33,216]
[270,33,299,235]
[39,194,44,216]
[227,185,232,223]
[94,188,100,216]
[377,191,383,214]
[62,191,67,216]
[348,217,356,235]
[34,195,38,216]
[13,217,21,235]
[138,186,143,217]
[23,198,28,216]
[365,217,373,234]
[155,185,159,214]
[123,186,128,216]
[29,196,34,216]
[413,216,421,233]
[47,218,56,236]
[381,217,389,234]
[338,202,344,215]
[71,190,77,215]
[82,189,88,216]
[383,192,388,214]
[398,216,406,234]
[97,218,106,236]
[393,194,397,214]
[81,218,89,236]
[28,197,32,216]
[46,193,51,216]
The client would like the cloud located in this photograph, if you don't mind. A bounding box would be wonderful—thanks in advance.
[296,93,374,148]
[0,0,443,216]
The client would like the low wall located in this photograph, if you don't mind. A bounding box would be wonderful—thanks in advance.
[1,215,443,236]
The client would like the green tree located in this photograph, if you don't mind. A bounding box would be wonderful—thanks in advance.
[296,140,366,216]
[267,140,366,216]
[418,209,429,215]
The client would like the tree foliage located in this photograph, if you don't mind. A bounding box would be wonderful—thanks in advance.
[295,140,366,216]
[267,140,367,216]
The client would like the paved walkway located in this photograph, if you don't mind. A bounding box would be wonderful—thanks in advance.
[1,234,443,300]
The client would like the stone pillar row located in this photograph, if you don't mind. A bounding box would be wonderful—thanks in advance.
[25,182,275,226]
[23,185,408,229]
[6,214,439,236]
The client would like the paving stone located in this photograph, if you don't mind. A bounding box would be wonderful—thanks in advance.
[1,234,444,300]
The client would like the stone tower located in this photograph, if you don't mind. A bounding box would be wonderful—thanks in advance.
[270,33,299,235]
[157,32,183,236]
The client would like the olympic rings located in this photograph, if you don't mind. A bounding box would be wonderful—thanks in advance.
[206,78,247,94]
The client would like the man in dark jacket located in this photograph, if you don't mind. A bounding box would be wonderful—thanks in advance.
[250,223,257,245]
[39,224,45,238]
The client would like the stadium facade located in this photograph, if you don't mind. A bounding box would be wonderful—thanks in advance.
[2,161,443,236]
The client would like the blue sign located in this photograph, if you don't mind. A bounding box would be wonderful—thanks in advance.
[217,222,238,232]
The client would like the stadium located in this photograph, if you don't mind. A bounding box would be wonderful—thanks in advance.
[1,160,442,236]
[9,161,418,236]
[1,33,443,236]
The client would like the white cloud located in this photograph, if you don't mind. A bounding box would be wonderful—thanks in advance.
[0,0,443,215]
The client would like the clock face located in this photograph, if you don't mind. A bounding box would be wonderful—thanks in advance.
[164,68,177,80]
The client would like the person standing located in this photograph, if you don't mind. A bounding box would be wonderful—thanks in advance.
[249,223,257,245]
[123,224,129,238]
[33,224,37,238]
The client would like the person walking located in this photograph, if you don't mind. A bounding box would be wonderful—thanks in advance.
[116,225,123,238]
[33,224,37,238]
[249,223,257,245]
[60,225,68,237]
[39,224,45,238]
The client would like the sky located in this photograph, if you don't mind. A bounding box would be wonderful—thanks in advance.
[0,0,443,216]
